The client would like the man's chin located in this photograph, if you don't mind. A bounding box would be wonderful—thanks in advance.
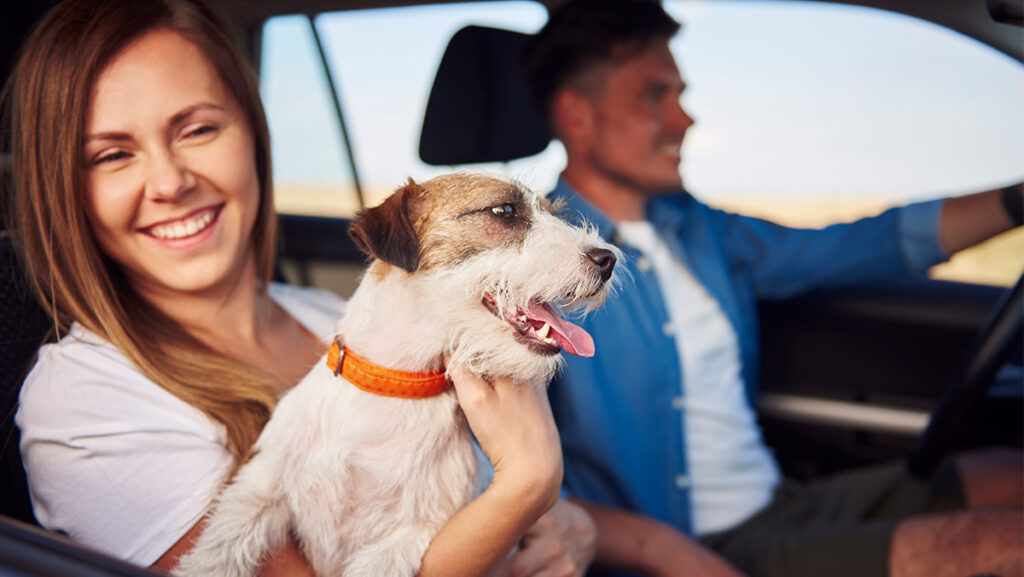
[643,175,684,195]
[593,158,683,195]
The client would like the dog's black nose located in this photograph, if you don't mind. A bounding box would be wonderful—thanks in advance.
[586,248,616,282]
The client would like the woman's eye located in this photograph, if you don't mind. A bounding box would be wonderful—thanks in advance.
[186,125,217,138]
[490,203,517,219]
[93,151,130,165]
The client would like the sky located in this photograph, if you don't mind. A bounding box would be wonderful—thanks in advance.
[260,0,1024,208]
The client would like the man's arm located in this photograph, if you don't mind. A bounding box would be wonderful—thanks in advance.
[570,498,747,577]
[939,183,1022,255]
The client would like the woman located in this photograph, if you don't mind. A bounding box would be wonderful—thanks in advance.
[3,0,592,574]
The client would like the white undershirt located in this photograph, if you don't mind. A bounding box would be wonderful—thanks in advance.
[617,221,780,535]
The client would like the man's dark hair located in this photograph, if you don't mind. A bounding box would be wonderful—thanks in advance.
[521,0,681,127]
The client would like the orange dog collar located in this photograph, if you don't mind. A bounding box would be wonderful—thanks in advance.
[325,339,450,399]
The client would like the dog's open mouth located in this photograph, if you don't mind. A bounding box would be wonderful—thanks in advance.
[482,293,596,358]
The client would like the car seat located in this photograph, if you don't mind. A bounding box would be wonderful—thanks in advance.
[419,25,550,166]
[0,231,49,526]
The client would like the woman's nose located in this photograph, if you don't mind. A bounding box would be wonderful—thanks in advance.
[144,149,196,201]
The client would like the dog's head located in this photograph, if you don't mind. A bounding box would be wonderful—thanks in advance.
[348,172,619,384]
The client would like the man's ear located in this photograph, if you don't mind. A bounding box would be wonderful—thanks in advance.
[553,88,594,145]
[349,179,424,272]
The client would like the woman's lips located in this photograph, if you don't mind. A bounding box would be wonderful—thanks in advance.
[143,205,221,241]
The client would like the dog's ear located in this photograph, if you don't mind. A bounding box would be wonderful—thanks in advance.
[349,180,424,272]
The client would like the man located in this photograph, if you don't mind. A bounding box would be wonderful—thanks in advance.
[520,1,1024,576]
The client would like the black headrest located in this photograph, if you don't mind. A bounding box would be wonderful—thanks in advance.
[419,25,551,166]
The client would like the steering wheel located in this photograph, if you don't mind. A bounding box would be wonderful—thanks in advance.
[907,272,1024,478]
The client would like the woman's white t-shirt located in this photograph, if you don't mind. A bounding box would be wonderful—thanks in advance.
[15,283,344,567]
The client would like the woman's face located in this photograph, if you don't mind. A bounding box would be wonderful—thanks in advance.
[82,28,261,299]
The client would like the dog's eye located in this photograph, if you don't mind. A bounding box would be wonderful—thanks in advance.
[490,203,517,219]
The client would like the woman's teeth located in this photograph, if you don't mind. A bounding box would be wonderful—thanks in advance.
[149,210,215,240]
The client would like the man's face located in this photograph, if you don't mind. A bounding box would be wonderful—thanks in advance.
[582,39,694,195]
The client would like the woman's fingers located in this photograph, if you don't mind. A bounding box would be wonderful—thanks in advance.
[449,366,562,497]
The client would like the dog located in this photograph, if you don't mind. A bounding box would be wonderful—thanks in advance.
[175,172,619,577]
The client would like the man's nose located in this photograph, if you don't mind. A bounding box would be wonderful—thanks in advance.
[144,149,196,201]
[669,99,695,132]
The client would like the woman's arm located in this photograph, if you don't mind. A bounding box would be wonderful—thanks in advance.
[419,367,564,577]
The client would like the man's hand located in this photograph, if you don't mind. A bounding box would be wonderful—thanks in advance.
[494,499,596,577]
[576,499,748,577]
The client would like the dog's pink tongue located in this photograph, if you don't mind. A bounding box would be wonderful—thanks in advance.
[526,303,596,358]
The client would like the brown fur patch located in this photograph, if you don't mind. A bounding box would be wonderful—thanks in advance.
[408,174,534,271]
[350,181,424,272]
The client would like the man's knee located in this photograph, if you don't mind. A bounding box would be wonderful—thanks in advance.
[956,448,1024,507]
[890,508,1023,577]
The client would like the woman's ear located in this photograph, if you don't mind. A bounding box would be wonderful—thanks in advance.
[349,179,424,272]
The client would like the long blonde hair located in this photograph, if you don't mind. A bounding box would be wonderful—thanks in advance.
[3,0,280,458]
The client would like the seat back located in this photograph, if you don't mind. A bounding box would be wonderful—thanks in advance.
[0,232,50,525]
[419,25,550,166]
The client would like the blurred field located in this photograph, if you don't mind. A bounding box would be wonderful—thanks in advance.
[274,185,1024,288]
[273,184,365,218]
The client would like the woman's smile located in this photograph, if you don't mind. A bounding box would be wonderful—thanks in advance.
[143,204,222,244]
[83,29,261,296]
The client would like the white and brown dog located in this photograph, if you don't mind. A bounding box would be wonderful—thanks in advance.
[176,172,618,577]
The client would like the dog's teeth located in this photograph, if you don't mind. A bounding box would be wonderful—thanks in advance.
[536,322,551,339]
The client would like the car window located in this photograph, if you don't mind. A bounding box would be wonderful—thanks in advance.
[260,0,1023,286]
[261,15,361,217]
[260,2,555,217]
[661,1,1024,286]
[318,1,559,206]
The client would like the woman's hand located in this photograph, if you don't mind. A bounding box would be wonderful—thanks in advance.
[449,366,563,503]
[495,499,597,577]
[417,367,564,577]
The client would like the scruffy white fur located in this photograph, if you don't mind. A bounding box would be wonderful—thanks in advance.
[175,173,618,577]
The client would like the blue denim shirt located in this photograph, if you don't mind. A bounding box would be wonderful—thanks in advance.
[547,178,946,540]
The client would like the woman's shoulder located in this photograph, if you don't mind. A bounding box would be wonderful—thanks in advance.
[17,324,217,437]
[269,282,345,340]
[16,331,231,566]
[21,324,140,403]
[269,281,345,309]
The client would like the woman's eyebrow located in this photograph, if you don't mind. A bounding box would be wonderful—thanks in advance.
[84,103,227,144]
[169,102,226,126]
[84,131,132,144]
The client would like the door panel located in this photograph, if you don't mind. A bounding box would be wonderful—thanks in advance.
[757,277,1021,478]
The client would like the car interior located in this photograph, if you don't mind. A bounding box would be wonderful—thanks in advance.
[1,0,1022,574]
